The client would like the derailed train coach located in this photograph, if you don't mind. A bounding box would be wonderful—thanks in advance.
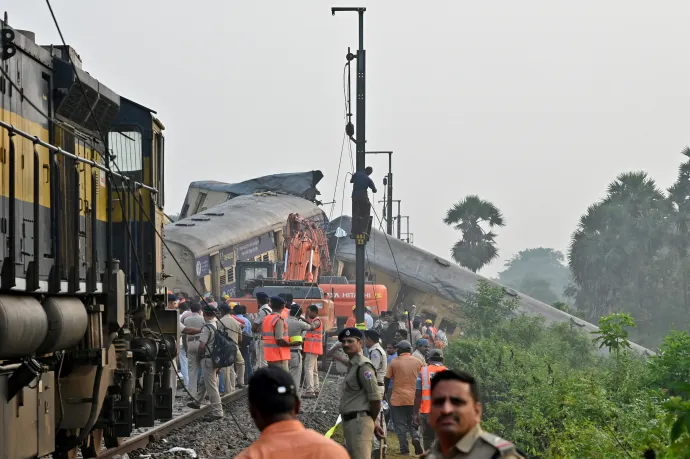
[328,216,654,356]
[164,194,328,300]
[1,19,179,459]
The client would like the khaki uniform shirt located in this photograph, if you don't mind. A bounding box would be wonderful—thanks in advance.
[422,425,524,459]
[199,317,218,358]
[412,349,427,364]
[219,315,242,344]
[183,313,205,352]
[286,316,312,351]
[339,353,382,414]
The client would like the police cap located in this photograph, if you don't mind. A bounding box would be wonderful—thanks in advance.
[338,327,364,341]
[416,338,430,347]
[218,303,232,315]
[255,292,269,301]
[270,296,286,306]
[167,293,178,303]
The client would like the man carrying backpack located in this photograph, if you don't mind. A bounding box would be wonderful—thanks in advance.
[187,304,224,421]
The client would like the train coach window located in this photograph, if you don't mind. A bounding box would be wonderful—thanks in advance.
[439,318,457,334]
[420,311,437,324]
[155,132,164,207]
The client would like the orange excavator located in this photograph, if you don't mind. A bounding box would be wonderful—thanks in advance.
[224,213,336,330]
[225,213,387,330]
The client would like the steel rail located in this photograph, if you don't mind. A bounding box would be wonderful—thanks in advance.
[96,387,248,459]
[0,119,158,193]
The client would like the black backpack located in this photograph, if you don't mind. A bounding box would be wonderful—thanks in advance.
[202,323,238,369]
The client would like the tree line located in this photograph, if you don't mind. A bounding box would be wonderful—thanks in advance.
[444,154,690,347]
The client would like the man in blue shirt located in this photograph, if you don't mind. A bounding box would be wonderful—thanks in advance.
[351,167,377,232]
[233,304,254,382]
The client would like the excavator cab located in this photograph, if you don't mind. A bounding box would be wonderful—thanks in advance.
[235,261,283,296]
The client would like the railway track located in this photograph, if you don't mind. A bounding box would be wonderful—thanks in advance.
[96,388,248,459]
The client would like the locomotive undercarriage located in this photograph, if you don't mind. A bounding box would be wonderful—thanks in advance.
[0,262,180,459]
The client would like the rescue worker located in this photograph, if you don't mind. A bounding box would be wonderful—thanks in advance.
[218,303,245,393]
[302,304,324,398]
[167,293,179,310]
[177,302,191,387]
[262,296,298,371]
[183,302,205,397]
[252,292,273,369]
[423,319,437,345]
[236,367,349,459]
[384,340,424,455]
[422,370,525,459]
[414,349,447,450]
[233,303,254,382]
[413,338,430,364]
[411,319,423,348]
[351,166,377,230]
[337,327,384,459]
[345,306,357,328]
[286,304,316,387]
[364,306,374,329]
[365,329,388,458]
[187,305,224,421]
[435,328,448,349]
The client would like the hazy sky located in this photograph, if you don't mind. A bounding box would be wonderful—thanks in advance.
[6,1,690,277]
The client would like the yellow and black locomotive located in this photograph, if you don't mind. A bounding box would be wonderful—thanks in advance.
[0,17,177,459]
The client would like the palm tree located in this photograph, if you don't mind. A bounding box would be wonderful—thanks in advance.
[443,195,505,272]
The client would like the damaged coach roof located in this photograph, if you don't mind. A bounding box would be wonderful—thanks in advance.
[166,194,326,258]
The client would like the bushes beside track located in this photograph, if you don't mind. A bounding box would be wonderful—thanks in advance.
[441,280,690,458]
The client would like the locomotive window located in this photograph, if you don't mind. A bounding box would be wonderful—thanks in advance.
[109,130,143,172]
[155,132,165,207]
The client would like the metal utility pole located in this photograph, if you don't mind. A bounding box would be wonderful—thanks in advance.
[332,6,367,325]
[401,216,410,242]
[366,150,393,235]
[378,198,401,238]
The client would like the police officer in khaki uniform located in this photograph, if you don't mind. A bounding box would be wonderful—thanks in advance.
[421,369,524,459]
[337,327,384,459]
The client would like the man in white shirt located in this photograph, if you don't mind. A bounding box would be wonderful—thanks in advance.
[187,305,223,421]
[252,292,273,369]
[364,306,374,329]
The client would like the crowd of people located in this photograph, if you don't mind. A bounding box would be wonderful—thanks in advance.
[167,292,523,458]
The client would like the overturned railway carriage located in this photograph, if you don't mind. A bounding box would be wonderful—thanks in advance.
[164,194,328,299]
[0,21,177,459]
[328,216,653,355]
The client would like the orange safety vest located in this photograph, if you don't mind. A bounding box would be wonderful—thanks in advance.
[303,319,324,355]
[345,316,356,328]
[419,364,448,414]
[281,308,289,319]
[262,313,289,362]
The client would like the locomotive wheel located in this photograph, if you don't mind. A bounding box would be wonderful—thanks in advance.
[80,430,103,458]
[104,427,123,448]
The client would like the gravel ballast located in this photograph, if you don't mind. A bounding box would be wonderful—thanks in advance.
[127,371,344,459]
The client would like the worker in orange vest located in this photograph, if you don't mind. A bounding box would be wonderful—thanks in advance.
[345,305,357,328]
[261,296,298,372]
[413,349,447,450]
[302,304,324,398]
[423,319,437,346]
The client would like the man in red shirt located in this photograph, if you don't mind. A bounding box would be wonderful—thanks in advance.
[236,367,349,459]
